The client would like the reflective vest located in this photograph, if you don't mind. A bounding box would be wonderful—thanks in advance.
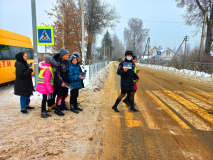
[133,66,137,82]
[38,67,54,86]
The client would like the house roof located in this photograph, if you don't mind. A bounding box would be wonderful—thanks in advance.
[142,48,176,59]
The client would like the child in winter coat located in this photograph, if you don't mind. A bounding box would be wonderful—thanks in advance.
[68,55,84,114]
[53,48,70,116]
[36,56,54,118]
[72,53,85,106]
[112,51,140,112]
[123,55,139,106]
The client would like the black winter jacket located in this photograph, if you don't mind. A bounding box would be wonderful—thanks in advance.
[117,59,139,91]
[53,53,69,88]
[14,53,34,96]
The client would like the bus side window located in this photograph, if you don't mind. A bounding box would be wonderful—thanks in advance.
[0,45,10,60]
[22,48,33,59]
[10,46,21,59]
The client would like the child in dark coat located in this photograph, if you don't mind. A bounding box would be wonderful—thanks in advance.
[123,55,139,106]
[68,55,84,114]
[112,51,140,112]
[53,48,69,116]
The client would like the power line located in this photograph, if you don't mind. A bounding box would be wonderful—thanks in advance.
[120,17,184,23]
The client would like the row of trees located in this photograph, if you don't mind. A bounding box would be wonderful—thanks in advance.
[99,18,149,60]
[46,0,119,62]
[46,0,149,61]
[175,0,213,56]
[46,0,212,62]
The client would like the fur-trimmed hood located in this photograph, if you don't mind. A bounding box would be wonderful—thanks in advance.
[39,61,53,70]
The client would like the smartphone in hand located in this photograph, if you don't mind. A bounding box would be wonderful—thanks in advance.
[29,62,33,68]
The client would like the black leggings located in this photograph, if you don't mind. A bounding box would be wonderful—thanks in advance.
[42,94,47,112]
[118,92,135,100]
[70,89,79,106]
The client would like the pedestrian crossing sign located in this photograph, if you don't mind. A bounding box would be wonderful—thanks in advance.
[37,26,54,45]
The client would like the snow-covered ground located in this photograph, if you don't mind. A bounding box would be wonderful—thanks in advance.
[138,63,213,86]
[0,62,112,160]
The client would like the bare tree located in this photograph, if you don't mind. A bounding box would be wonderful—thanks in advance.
[45,0,91,57]
[123,18,149,55]
[111,34,125,60]
[175,0,213,56]
[81,0,119,61]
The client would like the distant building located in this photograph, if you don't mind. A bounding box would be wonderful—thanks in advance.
[149,47,159,56]
[141,48,176,61]
[157,48,176,61]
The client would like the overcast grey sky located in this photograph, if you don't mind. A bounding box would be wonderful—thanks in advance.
[0,0,201,53]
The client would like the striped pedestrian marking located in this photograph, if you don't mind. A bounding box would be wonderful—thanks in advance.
[146,90,190,129]
[124,105,142,128]
[185,91,213,106]
[135,93,160,130]
[153,90,212,131]
[164,90,213,124]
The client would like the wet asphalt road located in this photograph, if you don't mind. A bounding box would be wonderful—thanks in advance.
[101,63,213,160]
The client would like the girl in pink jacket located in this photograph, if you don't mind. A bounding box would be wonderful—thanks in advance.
[36,56,54,118]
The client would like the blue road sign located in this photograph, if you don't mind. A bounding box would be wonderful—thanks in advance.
[157,51,161,55]
[37,26,54,45]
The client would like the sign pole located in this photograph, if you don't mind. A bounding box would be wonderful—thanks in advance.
[45,45,47,56]
[81,0,85,71]
[31,0,38,87]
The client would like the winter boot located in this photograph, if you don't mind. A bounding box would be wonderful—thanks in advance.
[112,98,121,112]
[41,111,52,118]
[54,105,65,116]
[48,104,55,111]
[123,98,130,106]
[74,105,83,111]
[61,102,69,111]
[77,102,80,105]
[70,104,79,114]
[21,109,28,114]
[123,93,130,106]
[129,99,139,112]
[26,106,35,109]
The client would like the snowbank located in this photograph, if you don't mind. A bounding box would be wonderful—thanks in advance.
[85,62,111,91]
[138,63,213,86]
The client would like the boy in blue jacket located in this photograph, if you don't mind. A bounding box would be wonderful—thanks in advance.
[68,55,84,114]
[112,51,140,112]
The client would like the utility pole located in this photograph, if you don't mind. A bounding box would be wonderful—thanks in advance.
[172,37,186,62]
[31,0,38,87]
[62,9,65,48]
[104,40,105,60]
[147,37,150,63]
[109,46,110,61]
[199,8,207,61]
[81,0,85,71]
[184,35,188,62]
[45,45,47,56]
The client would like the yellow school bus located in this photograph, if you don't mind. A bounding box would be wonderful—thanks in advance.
[0,29,34,84]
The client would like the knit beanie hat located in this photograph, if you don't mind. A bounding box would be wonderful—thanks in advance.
[70,54,77,62]
[133,55,137,60]
[44,56,52,64]
[125,51,133,56]
[60,48,68,58]
[73,53,80,60]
